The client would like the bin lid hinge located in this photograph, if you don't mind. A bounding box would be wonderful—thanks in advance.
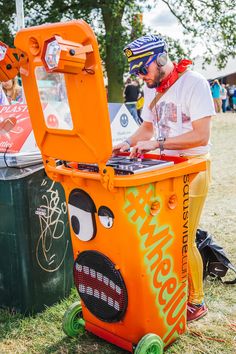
[44,156,63,182]
[99,164,115,191]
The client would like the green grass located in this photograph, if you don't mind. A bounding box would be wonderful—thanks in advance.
[0,114,236,353]
[0,283,235,354]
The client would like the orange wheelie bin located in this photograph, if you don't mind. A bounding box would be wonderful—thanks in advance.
[1,19,207,353]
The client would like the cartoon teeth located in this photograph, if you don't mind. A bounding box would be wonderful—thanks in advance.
[76,264,122,311]
[74,251,128,322]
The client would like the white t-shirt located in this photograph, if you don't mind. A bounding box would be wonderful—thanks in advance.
[141,70,215,156]
[220,87,227,100]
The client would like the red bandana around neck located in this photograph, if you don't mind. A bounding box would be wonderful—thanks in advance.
[156,59,192,93]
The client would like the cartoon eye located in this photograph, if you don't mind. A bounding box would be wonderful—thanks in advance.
[68,189,97,241]
[98,206,114,229]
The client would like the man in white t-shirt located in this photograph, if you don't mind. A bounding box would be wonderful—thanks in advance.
[113,35,215,322]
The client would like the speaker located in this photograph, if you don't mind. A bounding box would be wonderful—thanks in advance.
[74,250,128,323]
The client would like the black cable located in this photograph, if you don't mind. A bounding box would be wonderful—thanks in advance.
[3,146,30,170]
[3,145,10,168]
[82,68,95,75]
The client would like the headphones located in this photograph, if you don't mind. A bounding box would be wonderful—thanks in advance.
[156,51,168,67]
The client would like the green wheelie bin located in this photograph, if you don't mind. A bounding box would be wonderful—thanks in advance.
[0,164,73,314]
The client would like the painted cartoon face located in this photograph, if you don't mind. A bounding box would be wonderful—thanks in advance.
[68,189,97,241]
[98,206,114,229]
[120,113,128,127]
[46,114,59,128]
[68,189,115,241]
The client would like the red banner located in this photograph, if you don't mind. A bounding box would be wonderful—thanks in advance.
[0,104,32,153]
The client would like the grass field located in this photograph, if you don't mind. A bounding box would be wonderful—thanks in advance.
[0,113,235,354]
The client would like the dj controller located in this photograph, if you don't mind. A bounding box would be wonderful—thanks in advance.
[77,156,174,175]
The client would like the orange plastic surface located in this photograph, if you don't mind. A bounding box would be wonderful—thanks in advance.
[61,167,192,348]
[14,20,112,164]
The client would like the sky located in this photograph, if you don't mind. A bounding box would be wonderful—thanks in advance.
[142,0,183,40]
[142,0,205,57]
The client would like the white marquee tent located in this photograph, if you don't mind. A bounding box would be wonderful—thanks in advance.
[193,57,236,82]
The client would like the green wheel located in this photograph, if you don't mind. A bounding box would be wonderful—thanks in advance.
[62,301,85,337]
[134,333,164,354]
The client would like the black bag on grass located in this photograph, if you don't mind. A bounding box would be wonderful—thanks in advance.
[196,229,236,284]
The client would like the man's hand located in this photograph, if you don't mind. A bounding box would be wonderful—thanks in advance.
[112,141,130,155]
[130,140,158,158]
[112,122,154,156]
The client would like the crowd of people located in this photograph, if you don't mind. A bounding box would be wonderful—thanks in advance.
[210,79,236,113]
[124,72,236,122]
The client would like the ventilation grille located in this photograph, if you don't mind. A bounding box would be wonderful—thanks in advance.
[74,250,128,322]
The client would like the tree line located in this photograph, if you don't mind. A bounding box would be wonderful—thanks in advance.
[0,0,235,102]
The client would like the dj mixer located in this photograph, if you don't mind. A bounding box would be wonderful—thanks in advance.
[77,156,174,175]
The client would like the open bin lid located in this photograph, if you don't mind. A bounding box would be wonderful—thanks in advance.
[14,20,112,165]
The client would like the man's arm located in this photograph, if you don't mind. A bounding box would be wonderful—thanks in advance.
[130,116,211,156]
[112,121,154,154]
[163,116,211,149]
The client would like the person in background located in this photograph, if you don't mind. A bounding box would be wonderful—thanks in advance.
[136,88,144,123]
[113,34,215,322]
[232,87,236,113]
[2,77,24,104]
[0,85,9,105]
[220,84,227,113]
[210,79,221,113]
[105,85,108,100]
[227,84,235,111]
[124,77,141,125]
